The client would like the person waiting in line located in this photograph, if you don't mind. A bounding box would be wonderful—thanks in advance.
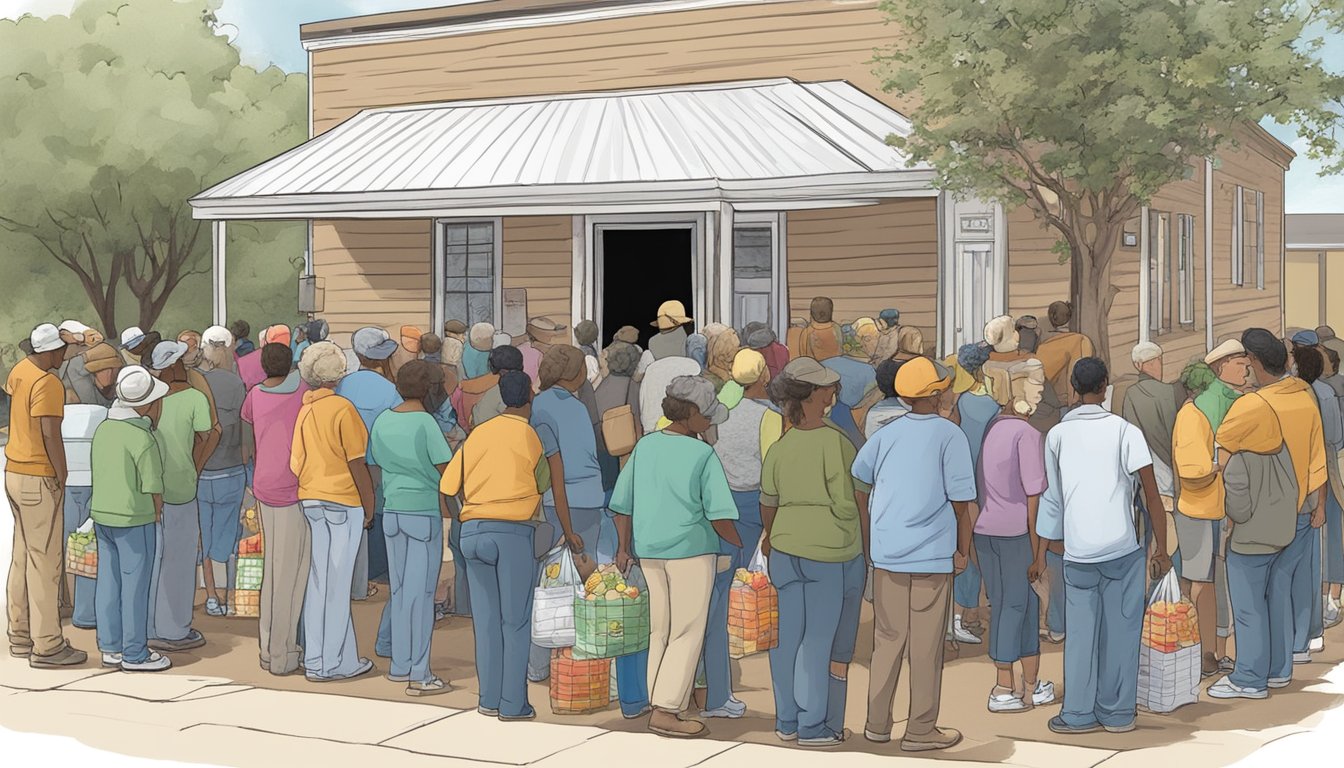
[1039,358,1171,735]
[292,341,378,683]
[743,321,790,380]
[612,375,740,739]
[517,317,568,391]
[237,324,291,391]
[797,297,843,361]
[951,342,1000,646]
[822,326,878,449]
[90,366,172,672]
[863,359,909,439]
[1034,302,1094,428]
[1319,345,1344,623]
[470,345,525,430]
[145,338,217,654]
[367,360,455,697]
[461,322,495,380]
[853,357,972,752]
[702,325,740,393]
[420,332,444,365]
[194,326,247,618]
[574,319,603,388]
[760,358,866,748]
[241,342,311,677]
[975,359,1056,712]
[442,370,560,721]
[1293,343,1337,653]
[1015,316,1042,354]
[231,320,255,357]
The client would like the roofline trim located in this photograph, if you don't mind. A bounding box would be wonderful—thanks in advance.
[300,0,805,52]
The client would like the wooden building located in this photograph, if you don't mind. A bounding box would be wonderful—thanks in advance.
[191,0,1292,371]
[1285,214,1344,333]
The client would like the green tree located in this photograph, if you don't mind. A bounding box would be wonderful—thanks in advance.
[0,0,307,337]
[877,0,1344,361]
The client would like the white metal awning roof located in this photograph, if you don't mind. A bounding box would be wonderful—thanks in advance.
[190,78,936,220]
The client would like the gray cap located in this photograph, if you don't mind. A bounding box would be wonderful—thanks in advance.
[148,340,188,371]
[666,375,728,426]
[352,326,398,360]
[745,326,777,350]
[781,357,841,387]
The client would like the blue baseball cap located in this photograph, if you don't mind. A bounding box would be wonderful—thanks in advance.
[1293,330,1320,347]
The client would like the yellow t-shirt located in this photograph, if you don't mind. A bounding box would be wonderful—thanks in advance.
[1216,377,1326,512]
[441,414,547,523]
[4,358,65,477]
[290,389,368,508]
[1173,402,1222,520]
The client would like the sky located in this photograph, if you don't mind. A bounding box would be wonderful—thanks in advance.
[6,0,1344,212]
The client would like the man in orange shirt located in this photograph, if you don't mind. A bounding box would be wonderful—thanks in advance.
[5,323,87,667]
[797,297,844,362]
[1034,302,1095,430]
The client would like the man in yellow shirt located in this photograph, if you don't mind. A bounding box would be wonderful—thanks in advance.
[441,370,559,721]
[1216,328,1327,690]
[5,323,87,667]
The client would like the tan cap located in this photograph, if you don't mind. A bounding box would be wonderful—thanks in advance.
[781,357,841,387]
[895,356,953,399]
[83,342,124,374]
[1204,339,1246,366]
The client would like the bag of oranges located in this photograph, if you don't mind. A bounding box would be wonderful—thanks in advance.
[729,544,778,659]
[1138,568,1200,713]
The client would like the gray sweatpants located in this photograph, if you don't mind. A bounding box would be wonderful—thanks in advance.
[148,501,200,642]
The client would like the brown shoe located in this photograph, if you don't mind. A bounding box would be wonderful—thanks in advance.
[649,710,708,739]
[901,727,962,752]
[29,645,88,668]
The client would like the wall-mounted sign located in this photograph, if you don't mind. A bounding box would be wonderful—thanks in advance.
[1122,231,1139,247]
[502,288,528,337]
[959,214,993,235]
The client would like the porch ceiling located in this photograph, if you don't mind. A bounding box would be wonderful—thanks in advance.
[189,78,937,220]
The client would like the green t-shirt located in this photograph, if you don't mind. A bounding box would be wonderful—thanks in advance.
[760,424,868,563]
[154,387,212,505]
[609,431,738,559]
[367,410,455,514]
[90,416,164,528]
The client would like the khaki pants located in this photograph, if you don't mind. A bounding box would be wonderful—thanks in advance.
[866,570,951,738]
[6,472,68,656]
[258,502,311,675]
[643,555,715,712]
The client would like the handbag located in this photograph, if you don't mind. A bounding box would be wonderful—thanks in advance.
[601,378,640,460]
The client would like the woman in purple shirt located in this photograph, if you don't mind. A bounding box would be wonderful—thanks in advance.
[975,359,1056,713]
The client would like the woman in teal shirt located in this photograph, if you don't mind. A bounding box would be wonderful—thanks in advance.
[367,360,454,697]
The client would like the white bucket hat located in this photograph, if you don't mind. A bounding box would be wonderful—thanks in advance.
[115,365,169,408]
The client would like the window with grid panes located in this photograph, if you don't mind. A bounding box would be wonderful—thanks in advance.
[732,226,773,329]
[443,221,496,326]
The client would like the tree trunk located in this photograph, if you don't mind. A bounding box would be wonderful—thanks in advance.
[1066,217,1124,368]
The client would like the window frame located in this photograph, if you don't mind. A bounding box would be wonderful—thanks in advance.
[1232,186,1244,287]
[1177,213,1196,327]
[432,217,503,332]
[1148,210,1172,334]
[730,211,784,335]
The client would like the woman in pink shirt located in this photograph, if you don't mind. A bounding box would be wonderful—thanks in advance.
[240,342,310,676]
[974,359,1055,714]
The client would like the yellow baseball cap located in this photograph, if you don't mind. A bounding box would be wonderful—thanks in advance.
[895,356,953,399]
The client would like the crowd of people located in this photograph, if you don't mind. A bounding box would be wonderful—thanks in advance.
[5,295,1343,749]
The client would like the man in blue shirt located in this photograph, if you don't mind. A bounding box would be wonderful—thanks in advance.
[851,357,974,753]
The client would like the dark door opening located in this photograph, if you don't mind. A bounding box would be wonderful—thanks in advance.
[600,228,694,348]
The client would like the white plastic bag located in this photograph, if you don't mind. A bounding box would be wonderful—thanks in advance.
[1137,568,1200,713]
[748,541,768,574]
[532,546,581,648]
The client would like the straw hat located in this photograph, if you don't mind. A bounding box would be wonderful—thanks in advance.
[651,300,693,331]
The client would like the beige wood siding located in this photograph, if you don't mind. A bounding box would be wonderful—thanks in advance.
[1210,149,1284,345]
[312,219,433,341]
[786,199,938,334]
[311,1,906,134]
[1286,250,1323,330]
[503,217,572,322]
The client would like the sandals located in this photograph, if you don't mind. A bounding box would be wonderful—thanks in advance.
[407,676,452,697]
[205,597,227,617]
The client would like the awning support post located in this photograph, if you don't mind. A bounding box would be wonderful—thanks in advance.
[212,220,227,326]
[717,202,735,327]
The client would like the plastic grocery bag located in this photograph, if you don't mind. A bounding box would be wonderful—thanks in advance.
[574,564,650,659]
[66,520,98,579]
[533,545,581,648]
[729,542,779,659]
[1138,568,1201,713]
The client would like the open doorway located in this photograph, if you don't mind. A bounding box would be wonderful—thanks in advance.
[599,228,694,348]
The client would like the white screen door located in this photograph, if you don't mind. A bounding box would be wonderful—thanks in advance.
[955,244,995,351]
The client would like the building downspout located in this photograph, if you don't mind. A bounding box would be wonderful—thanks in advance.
[1205,157,1215,351]
[1139,206,1150,344]
[305,49,315,321]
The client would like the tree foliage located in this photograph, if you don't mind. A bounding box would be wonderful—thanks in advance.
[0,0,308,337]
[877,0,1344,359]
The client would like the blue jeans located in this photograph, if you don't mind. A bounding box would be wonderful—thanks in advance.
[148,500,199,642]
[616,649,651,717]
[197,467,247,564]
[94,522,156,664]
[974,534,1040,664]
[1327,490,1344,583]
[768,552,865,740]
[448,504,471,617]
[1227,548,1289,690]
[301,501,365,679]
[62,486,96,627]
[954,556,981,610]
[1046,549,1066,635]
[382,512,443,683]
[1277,514,1318,661]
[694,490,765,708]
[1059,549,1144,729]
[460,520,536,717]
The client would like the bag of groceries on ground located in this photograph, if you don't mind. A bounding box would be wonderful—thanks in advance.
[533,545,582,648]
[574,563,649,659]
[1138,567,1201,713]
[729,544,779,658]
[66,519,97,579]
[234,512,265,617]
[549,647,611,714]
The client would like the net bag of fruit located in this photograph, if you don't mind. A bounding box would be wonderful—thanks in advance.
[729,544,779,659]
[533,545,582,648]
[549,647,611,714]
[1138,567,1201,713]
[235,524,266,613]
[65,519,98,579]
[574,564,650,659]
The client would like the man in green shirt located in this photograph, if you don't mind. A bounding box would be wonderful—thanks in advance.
[146,340,218,651]
[90,366,172,671]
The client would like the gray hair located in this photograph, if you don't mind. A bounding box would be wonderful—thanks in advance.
[299,341,348,387]
[1132,341,1163,366]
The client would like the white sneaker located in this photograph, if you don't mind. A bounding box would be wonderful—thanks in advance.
[1309,636,1325,653]
[701,696,747,719]
[121,652,172,672]
[100,652,123,668]
[1031,680,1058,706]
[1268,677,1291,689]
[1325,603,1341,627]
[1293,651,1312,664]
[1207,679,1268,700]
[987,689,1029,713]
[952,617,982,645]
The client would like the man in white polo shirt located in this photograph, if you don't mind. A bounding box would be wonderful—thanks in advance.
[1038,357,1171,735]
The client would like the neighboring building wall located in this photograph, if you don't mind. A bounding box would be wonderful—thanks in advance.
[502,217,573,324]
[786,198,938,336]
[312,219,433,341]
[1285,249,1323,330]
